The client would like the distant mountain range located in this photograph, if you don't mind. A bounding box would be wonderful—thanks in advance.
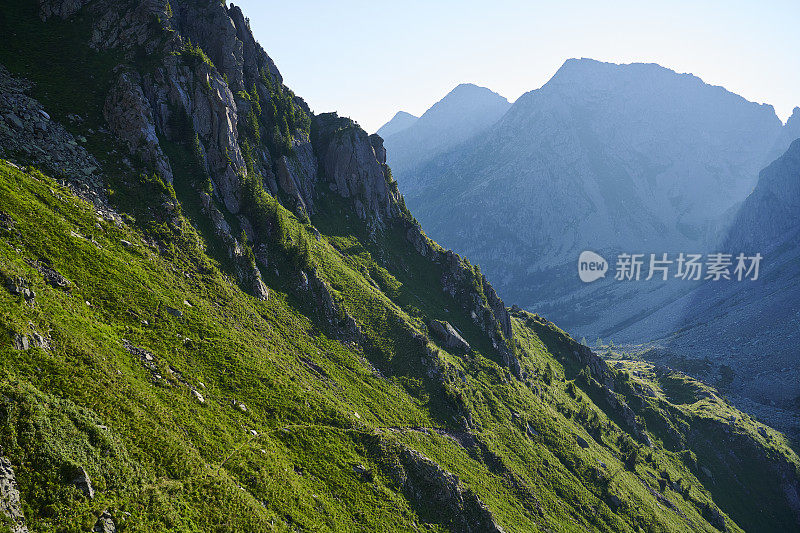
[376,110,418,139]
[618,139,800,435]
[377,83,510,176]
[380,58,800,435]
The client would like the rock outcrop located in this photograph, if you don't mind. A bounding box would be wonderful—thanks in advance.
[104,70,172,182]
[92,510,116,533]
[276,141,318,216]
[31,0,520,375]
[313,113,401,224]
[70,466,95,498]
[39,0,89,20]
[394,446,505,533]
[429,320,470,352]
[408,229,521,375]
[0,455,29,533]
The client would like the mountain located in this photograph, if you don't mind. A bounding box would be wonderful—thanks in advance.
[376,110,417,139]
[397,58,790,338]
[769,107,800,162]
[381,83,510,175]
[613,139,800,437]
[0,2,799,532]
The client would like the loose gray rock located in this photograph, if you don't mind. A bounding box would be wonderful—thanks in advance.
[429,319,470,352]
[31,261,71,290]
[11,334,29,351]
[0,456,29,533]
[5,276,34,301]
[93,510,116,533]
[6,113,23,130]
[165,306,183,318]
[70,466,95,498]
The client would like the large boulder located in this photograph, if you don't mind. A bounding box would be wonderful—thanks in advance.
[429,320,470,352]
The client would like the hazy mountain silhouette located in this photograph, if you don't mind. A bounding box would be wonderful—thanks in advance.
[616,139,800,436]
[376,110,418,139]
[390,58,792,339]
[380,83,510,175]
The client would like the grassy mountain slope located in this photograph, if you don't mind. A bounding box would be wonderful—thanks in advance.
[1,159,799,531]
[0,1,798,532]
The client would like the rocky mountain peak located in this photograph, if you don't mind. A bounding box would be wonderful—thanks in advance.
[376,110,417,139]
[421,83,509,120]
[23,0,521,369]
[36,0,396,224]
[380,82,511,175]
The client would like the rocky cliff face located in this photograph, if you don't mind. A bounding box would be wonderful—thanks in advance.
[30,0,519,372]
[728,138,800,250]
[312,113,402,224]
[38,0,397,226]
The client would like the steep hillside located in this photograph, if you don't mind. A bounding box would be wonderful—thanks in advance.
[381,83,510,177]
[0,1,799,532]
[395,59,789,338]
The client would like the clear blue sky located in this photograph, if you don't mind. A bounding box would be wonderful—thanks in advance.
[233,0,799,133]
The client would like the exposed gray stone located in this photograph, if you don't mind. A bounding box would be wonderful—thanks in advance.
[70,466,95,498]
[5,276,35,301]
[429,319,470,352]
[0,455,29,533]
[93,510,116,533]
[104,70,173,182]
[252,273,269,301]
[314,114,401,225]
[0,66,107,208]
[165,306,183,318]
[6,113,23,129]
[394,446,505,532]
[11,334,29,351]
[39,0,89,20]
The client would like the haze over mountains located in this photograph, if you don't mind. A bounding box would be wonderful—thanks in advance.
[4,0,800,526]
[381,57,800,434]
[620,140,800,435]
[379,83,510,176]
[376,110,418,140]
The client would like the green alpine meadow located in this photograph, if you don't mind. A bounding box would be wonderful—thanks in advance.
[0,1,798,532]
